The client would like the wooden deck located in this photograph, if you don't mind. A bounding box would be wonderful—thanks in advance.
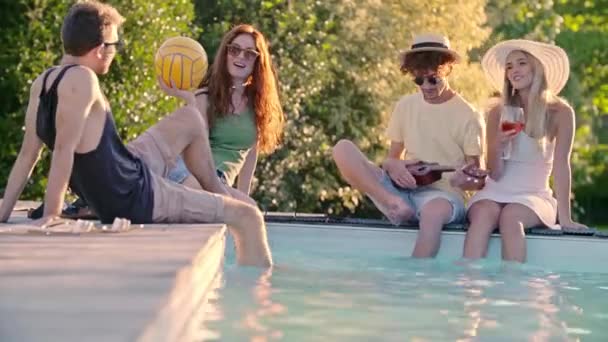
[0,202,226,342]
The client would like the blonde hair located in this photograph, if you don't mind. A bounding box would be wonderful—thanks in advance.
[502,51,556,140]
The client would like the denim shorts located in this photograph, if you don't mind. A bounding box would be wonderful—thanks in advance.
[166,156,228,185]
[374,171,465,224]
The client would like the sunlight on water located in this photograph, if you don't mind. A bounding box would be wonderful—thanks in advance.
[197,227,608,341]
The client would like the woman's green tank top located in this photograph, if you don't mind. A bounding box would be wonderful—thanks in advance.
[210,107,256,185]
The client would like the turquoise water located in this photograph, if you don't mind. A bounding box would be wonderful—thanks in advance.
[201,225,608,341]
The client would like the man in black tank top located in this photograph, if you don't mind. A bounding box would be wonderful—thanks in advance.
[0,1,272,267]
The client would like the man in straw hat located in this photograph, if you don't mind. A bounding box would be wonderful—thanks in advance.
[333,33,485,258]
[464,39,588,263]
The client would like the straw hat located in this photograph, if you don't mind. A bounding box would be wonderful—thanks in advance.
[400,33,461,64]
[481,39,570,94]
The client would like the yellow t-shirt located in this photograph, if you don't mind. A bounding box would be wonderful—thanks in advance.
[385,92,485,200]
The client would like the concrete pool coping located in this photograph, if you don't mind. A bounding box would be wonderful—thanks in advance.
[1,200,606,341]
[0,202,226,342]
[264,212,607,238]
[266,221,608,274]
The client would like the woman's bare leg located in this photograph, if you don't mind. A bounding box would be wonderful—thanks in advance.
[498,203,543,263]
[463,200,502,259]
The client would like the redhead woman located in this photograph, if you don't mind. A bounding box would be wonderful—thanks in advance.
[167,24,284,205]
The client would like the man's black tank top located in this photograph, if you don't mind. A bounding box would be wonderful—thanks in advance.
[36,65,154,223]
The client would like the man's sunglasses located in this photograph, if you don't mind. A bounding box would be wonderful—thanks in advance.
[413,75,440,86]
[226,44,260,61]
[103,39,124,51]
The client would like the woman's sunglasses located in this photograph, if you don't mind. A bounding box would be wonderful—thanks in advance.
[413,75,440,86]
[227,44,260,61]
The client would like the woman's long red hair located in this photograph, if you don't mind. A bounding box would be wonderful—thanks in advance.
[202,24,284,154]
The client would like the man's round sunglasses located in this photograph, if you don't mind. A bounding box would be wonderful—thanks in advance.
[413,75,440,86]
[226,44,260,61]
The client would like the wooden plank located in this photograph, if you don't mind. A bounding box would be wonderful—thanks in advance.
[0,204,226,342]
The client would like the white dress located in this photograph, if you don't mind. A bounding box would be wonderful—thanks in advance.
[468,131,559,229]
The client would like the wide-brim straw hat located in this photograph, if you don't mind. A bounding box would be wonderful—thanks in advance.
[481,39,570,94]
[400,33,461,64]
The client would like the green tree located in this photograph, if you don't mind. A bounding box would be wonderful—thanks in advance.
[194,0,491,216]
[0,0,197,199]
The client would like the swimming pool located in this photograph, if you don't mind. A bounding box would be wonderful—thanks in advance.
[199,223,608,341]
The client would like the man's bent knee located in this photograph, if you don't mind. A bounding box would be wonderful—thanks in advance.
[172,106,206,138]
[332,139,355,162]
[223,197,263,227]
[420,198,453,222]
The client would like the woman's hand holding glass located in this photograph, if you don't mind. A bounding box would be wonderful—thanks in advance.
[499,106,525,159]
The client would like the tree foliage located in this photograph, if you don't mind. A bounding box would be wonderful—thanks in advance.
[1,0,605,225]
[194,0,491,216]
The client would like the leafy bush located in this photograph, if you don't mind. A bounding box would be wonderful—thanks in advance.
[194,0,491,216]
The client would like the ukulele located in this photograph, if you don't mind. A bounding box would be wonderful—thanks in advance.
[405,161,455,187]
[393,161,489,189]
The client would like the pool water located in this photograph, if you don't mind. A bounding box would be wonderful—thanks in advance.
[200,225,608,341]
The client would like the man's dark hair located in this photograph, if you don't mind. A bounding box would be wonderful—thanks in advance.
[400,51,457,77]
[61,1,125,56]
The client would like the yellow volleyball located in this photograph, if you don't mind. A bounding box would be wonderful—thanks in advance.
[154,36,208,90]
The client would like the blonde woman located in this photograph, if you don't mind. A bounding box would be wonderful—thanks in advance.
[463,40,587,262]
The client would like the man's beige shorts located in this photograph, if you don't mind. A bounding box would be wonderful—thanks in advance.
[127,125,224,223]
